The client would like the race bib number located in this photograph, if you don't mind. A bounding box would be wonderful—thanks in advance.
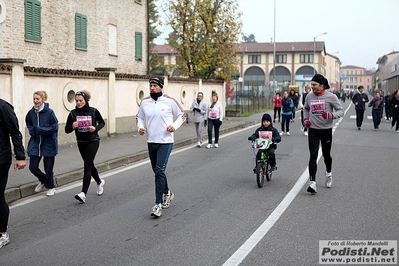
[310,100,325,115]
[76,116,92,132]
[209,110,218,119]
[259,131,272,139]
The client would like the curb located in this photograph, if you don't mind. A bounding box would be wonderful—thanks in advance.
[5,120,256,203]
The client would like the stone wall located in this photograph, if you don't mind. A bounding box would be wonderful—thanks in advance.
[0,63,224,147]
[0,0,147,74]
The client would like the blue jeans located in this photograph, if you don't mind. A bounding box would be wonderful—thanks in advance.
[372,109,383,129]
[148,143,173,204]
[207,119,222,144]
[281,114,291,132]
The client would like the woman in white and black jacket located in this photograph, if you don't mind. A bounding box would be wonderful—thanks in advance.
[65,90,105,203]
[206,92,223,149]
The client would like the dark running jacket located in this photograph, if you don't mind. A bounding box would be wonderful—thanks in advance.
[65,104,105,142]
[0,98,26,164]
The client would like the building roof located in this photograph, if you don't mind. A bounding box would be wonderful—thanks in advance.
[153,41,326,54]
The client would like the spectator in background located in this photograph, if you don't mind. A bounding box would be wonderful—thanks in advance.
[273,92,282,123]
[288,89,299,122]
[190,92,207,147]
[384,91,392,121]
[352,85,369,130]
[25,91,58,197]
[299,86,311,136]
[389,89,399,133]
[206,92,223,148]
[368,91,384,131]
[280,91,294,136]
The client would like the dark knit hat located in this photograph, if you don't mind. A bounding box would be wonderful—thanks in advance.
[149,77,164,89]
[311,74,330,89]
[261,113,273,128]
[262,113,272,122]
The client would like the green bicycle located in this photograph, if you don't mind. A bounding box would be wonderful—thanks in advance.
[252,137,273,188]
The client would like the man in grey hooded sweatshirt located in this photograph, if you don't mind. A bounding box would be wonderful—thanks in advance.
[303,74,344,194]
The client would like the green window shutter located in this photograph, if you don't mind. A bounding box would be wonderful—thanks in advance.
[135,32,142,60]
[75,13,87,49]
[25,0,41,42]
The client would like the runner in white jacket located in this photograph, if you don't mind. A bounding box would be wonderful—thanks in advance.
[136,77,186,217]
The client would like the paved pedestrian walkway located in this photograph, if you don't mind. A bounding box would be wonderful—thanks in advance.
[6,113,261,203]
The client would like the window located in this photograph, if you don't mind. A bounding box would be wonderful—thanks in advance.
[157,56,165,64]
[109,25,117,55]
[300,54,313,63]
[248,55,261,64]
[275,54,287,63]
[25,0,41,42]
[135,32,143,60]
[75,13,87,49]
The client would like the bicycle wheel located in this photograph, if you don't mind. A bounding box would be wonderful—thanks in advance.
[266,161,272,181]
[256,161,265,188]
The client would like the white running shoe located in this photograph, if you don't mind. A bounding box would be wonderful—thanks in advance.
[97,179,105,195]
[286,132,290,136]
[214,143,219,148]
[280,132,285,136]
[75,192,86,203]
[206,144,212,149]
[162,191,175,209]
[307,181,317,194]
[304,131,308,136]
[151,204,162,217]
[325,172,332,188]
[34,182,45,192]
[197,142,202,147]
[46,188,56,197]
[0,233,10,249]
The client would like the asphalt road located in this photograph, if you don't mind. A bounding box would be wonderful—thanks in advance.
[2,102,398,266]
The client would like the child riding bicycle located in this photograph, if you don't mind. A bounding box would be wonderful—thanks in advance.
[248,113,281,173]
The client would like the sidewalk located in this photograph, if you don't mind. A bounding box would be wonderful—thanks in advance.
[5,114,261,203]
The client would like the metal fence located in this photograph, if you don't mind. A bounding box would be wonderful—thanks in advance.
[225,83,274,115]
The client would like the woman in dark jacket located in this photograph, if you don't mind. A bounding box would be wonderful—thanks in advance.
[368,91,384,131]
[25,91,58,196]
[65,90,105,203]
[390,90,399,132]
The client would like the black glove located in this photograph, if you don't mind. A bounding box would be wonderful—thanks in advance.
[194,108,201,112]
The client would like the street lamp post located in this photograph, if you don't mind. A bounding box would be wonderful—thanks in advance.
[313,32,327,76]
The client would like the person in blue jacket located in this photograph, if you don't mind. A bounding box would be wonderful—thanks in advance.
[25,91,58,197]
[352,85,369,130]
[280,91,294,135]
[248,113,281,172]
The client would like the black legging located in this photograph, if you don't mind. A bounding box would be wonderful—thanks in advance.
[392,110,399,131]
[273,107,281,121]
[0,163,11,232]
[77,140,101,194]
[308,128,332,181]
[355,109,365,128]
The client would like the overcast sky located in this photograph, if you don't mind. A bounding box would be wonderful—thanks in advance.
[155,0,399,69]
[237,0,399,69]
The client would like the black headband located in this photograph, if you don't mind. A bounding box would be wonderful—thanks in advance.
[149,78,164,89]
[75,91,89,102]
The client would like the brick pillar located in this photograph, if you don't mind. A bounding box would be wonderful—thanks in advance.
[95,67,117,135]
